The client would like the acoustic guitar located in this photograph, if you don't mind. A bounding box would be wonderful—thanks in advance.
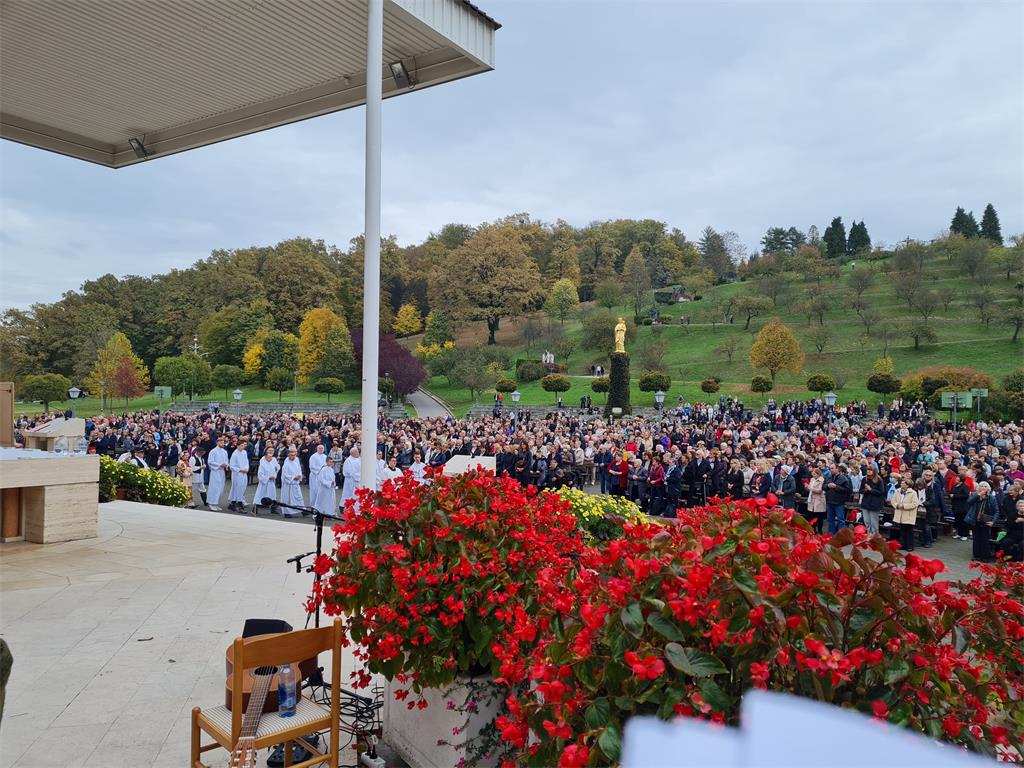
[226,662,275,768]
[224,637,317,712]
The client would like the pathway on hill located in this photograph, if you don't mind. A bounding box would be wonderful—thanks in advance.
[407,388,453,418]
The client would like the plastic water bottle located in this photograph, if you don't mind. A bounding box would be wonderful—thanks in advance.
[278,663,296,717]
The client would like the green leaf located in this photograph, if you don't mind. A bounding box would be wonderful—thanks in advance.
[708,539,737,559]
[585,698,611,729]
[621,602,644,638]
[657,687,685,719]
[664,643,727,677]
[699,678,730,713]
[598,723,622,761]
[883,659,910,685]
[732,570,758,594]
[647,613,684,642]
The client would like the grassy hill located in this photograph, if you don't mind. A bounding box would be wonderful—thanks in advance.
[423,248,1022,415]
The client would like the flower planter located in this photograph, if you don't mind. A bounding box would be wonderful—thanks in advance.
[114,487,128,500]
[383,675,504,768]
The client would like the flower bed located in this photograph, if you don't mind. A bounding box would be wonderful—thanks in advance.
[99,455,190,507]
[311,472,1024,766]
[550,487,645,542]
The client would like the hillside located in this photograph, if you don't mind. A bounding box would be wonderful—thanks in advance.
[423,247,1023,415]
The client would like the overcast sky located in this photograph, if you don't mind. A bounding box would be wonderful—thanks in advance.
[1,0,1021,308]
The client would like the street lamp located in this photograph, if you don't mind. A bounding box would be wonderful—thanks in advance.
[511,389,521,419]
[824,391,837,407]
[68,386,81,418]
[233,388,243,420]
[654,390,666,411]
[98,380,106,411]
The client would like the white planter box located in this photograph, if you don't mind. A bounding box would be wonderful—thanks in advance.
[383,675,504,768]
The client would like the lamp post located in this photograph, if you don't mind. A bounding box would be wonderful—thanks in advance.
[654,390,666,411]
[511,389,521,419]
[824,391,837,423]
[98,380,106,412]
[233,388,242,420]
[68,386,81,418]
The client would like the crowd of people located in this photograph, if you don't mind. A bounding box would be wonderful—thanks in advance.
[15,394,1024,562]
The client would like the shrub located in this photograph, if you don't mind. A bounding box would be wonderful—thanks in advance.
[902,366,992,393]
[591,376,610,394]
[314,377,345,402]
[541,374,572,399]
[866,373,901,394]
[751,375,773,394]
[700,378,720,394]
[872,356,895,376]
[551,487,646,543]
[1004,367,1024,393]
[99,455,190,506]
[806,373,835,394]
[638,371,671,392]
[516,360,546,382]
[494,377,517,393]
[501,503,1024,765]
[555,336,577,360]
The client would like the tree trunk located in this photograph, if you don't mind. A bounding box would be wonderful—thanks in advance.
[1013,322,1021,343]
[486,317,499,345]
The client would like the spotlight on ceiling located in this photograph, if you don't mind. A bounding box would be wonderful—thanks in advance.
[389,60,414,89]
[127,137,150,159]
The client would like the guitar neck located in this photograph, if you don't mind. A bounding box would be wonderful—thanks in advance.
[228,668,275,768]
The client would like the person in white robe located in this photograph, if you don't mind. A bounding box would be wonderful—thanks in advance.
[228,439,250,511]
[409,451,427,484]
[308,443,327,508]
[375,449,387,491]
[341,447,361,503]
[189,448,207,507]
[314,456,338,516]
[206,438,229,511]
[255,447,279,512]
[279,448,305,516]
[381,455,404,485]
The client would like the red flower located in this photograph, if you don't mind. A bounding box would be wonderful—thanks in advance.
[542,719,572,740]
[942,715,962,738]
[750,661,770,688]
[558,743,589,768]
[624,650,666,681]
[871,700,889,719]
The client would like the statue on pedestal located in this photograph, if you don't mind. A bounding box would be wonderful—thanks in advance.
[614,317,626,354]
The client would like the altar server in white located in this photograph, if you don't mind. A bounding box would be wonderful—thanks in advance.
[341,447,360,504]
[254,446,279,512]
[308,442,327,508]
[314,455,338,516]
[228,439,250,512]
[280,447,305,515]
[206,438,229,511]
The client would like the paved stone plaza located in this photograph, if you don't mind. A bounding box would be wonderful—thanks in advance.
[0,502,356,768]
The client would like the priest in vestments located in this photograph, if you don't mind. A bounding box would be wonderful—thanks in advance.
[341,447,361,504]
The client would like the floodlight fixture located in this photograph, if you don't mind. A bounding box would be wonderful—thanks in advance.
[127,137,150,159]
[389,60,413,89]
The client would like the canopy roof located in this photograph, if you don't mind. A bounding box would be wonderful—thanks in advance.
[0,0,497,168]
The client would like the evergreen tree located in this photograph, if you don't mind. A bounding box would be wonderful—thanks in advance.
[966,210,980,238]
[847,221,871,255]
[980,203,1003,245]
[422,310,454,346]
[950,206,980,238]
[698,227,732,279]
[822,217,847,259]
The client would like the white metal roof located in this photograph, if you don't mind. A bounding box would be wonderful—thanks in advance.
[0,0,497,168]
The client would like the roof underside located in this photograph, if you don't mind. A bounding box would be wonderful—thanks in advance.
[0,0,497,168]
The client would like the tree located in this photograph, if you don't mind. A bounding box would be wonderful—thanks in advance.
[856,305,881,334]
[422,310,454,346]
[541,373,572,403]
[822,217,847,259]
[873,356,895,375]
[846,221,871,255]
[544,279,580,324]
[874,322,900,358]
[760,227,803,255]
[959,238,989,281]
[892,270,924,311]
[581,310,636,352]
[265,367,293,401]
[622,247,652,321]
[806,373,836,395]
[495,377,517,394]
[980,204,1002,245]
[544,241,582,286]
[700,378,720,394]
[756,274,790,306]
[797,285,831,326]
[315,325,357,387]
[714,335,742,363]
[314,377,345,402]
[936,285,957,313]
[698,227,733,280]
[751,375,773,398]
[846,269,875,299]
[429,226,545,344]
[638,339,668,372]
[21,373,71,412]
[867,372,902,395]
[198,299,275,366]
[638,371,671,392]
[351,331,427,397]
[154,354,212,399]
[904,320,938,350]
[591,377,610,402]
[298,307,346,383]
[1002,305,1024,343]
[392,303,422,337]
[950,206,980,238]
[86,332,148,410]
[749,319,804,384]
[594,280,623,310]
[970,287,996,327]
[807,326,831,354]
[913,289,940,323]
[243,328,299,385]
[111,356,145,405]
[734,296,773,330]
[212,364,245,399]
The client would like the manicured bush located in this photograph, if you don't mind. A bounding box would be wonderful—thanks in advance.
[494,377,518,393]
[867,372,902,395]
[700,378,720,394]
[638,371,671,392]
[541,374,572,401]
[591,376,610,394]
[314,377,345,402]
[806,373,835,394]
[516,360,546,382]
[606,352,631,415]
[751,375,773,394]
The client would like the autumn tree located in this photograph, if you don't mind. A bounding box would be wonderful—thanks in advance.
[198,298,274,366]
[734,296,773,330]
[622,247,652,321]
[314,325,357,386]
[21,373,71,413]
[298,307,346,383]
[594,280,623,310]
[86,332,148,410]
[112,356,146,405]
[846,269,875,299]
[243,328,299,385]
[544,278,581,325]
[422,310,454,346]
[544,241,582,286]
[808,326,831,354]
[429,226,544,344]
[714,335,742,363]
[749,319,804,384]
[392,303,423,337]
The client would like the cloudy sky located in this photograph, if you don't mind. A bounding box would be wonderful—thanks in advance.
[1,0,1020,308]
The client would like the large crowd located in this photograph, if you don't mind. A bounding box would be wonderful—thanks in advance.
[16,395,1024,562]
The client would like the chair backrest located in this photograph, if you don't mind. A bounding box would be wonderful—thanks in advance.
[229,619,342,743]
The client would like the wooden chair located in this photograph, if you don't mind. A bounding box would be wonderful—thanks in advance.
[191,619,342,768]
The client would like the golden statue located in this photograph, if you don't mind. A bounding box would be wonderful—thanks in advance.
[614,317,627,354]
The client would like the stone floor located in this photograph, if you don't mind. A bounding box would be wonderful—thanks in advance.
[0,501,362,768]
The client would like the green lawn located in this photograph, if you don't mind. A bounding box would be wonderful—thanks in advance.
[15,386,360,418]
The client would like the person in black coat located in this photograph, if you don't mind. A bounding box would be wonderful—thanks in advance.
[859,467,885,535]
[778,467,797,509]
[824,464,852,534]
[967,482,999,563]
[663,456,682,518]
[725,460,745,500]
[950,474,972,540]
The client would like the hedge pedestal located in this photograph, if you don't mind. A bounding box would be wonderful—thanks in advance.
[383,675,504,768]
[605,352,631,416]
